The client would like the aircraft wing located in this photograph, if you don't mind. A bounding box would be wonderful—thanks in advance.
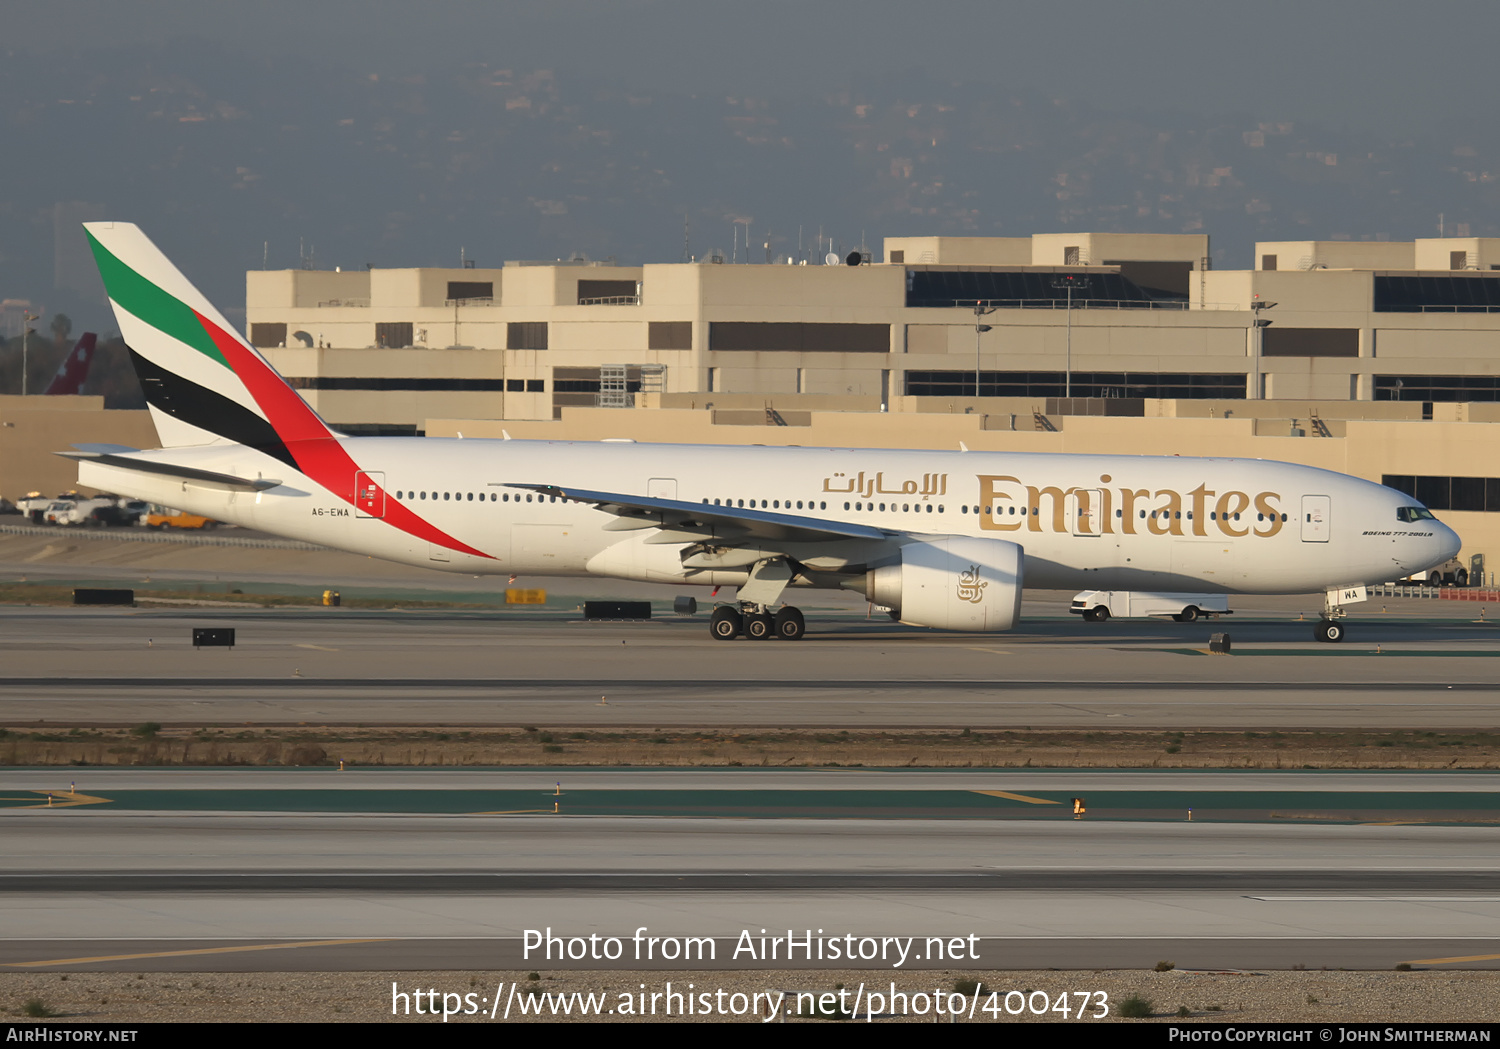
[504,483,892,544]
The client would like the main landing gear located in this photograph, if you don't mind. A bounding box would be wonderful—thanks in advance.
[709,603,805,641]
[1315,594,1348,643]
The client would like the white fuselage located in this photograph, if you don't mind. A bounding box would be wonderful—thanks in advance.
[77,438,1461,596]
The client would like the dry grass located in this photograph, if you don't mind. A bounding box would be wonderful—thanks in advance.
[3,725,1499,769]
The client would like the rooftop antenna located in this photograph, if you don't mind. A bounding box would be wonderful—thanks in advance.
[262,241,268,270]
[681,214,691,263]
[731,223,737,265]
[764,229,772,264]
[460,246,466,268]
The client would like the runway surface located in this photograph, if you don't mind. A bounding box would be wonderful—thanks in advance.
[3,581,1498,973]
[3,769,1499,972]
[2,603,1498,728]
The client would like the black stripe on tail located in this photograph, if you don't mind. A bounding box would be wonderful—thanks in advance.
[129,347,298,470]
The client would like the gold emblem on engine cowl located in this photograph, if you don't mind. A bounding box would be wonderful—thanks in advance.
[956,564,987,604]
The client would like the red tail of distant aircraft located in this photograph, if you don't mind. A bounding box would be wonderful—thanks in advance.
[44,332,96,395]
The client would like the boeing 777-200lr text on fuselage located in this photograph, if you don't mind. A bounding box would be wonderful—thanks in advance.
[66,223,1461,642]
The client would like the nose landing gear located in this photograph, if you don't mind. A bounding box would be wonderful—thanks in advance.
[1315,593,1348,643]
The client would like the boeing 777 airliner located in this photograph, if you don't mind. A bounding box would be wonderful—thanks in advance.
[67,223,1461,642]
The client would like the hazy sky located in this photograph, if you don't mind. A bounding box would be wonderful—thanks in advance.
[6,0,1495,137]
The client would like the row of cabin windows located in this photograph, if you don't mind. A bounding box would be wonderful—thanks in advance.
[844,502,943,514]
[383,492,1285,525]
[959,506,1289,523]
[394,490,561,503]
[383,492,1288,524]
[707,499,829,511]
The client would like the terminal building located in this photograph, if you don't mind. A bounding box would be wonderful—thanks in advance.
[245,230,1500,430]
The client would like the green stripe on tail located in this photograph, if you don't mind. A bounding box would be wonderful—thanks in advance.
[84,230,229,369]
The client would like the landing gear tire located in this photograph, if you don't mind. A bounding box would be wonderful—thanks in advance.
[1173,606,1200,624]
[710,607,742,641]
[745,613,774,640]
[774,607,805,641]
[1316,620,1345,643]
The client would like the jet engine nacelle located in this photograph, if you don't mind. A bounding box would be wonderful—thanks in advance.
[866,536,1024,632]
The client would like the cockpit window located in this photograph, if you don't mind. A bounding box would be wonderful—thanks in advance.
[1396,506,1436,522]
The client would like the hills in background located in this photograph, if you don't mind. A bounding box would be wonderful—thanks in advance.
[5,40,1500,336]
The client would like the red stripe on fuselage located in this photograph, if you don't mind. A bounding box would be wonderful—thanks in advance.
[192,310,494,560]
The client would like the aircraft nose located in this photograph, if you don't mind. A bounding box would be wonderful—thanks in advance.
[1437,521,1462,563]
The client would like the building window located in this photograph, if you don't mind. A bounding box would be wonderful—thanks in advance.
[507,322,549,350]
[648,321,693,350]
[1261,328,1358,358]
[889,250,905,264]
[446,281,493,302]
[250,323,287,348]
[1104,260,1194,297]
[526,379,545,392]
[708,322,889,353]
[905,270,1178,308]
[1383,474,1500,513]
[1375,275,1500,312]
[284,377,505,391]
[1261,255,1278,271]
[375,322,414,348]
[577,280,638,304]
[506,379,525,392]
[1376,375,1500,402]
[904,370,1247,399]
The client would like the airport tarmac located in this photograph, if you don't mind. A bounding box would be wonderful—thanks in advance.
[2,770,1499,972]
[1,601,1497,729]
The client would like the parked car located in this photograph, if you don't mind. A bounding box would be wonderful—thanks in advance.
[144,506,216,530]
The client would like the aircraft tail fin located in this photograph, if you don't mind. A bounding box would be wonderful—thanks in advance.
[44,332,96,395]
[83,222,335,472]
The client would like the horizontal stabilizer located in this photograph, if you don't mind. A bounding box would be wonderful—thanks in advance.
[58,450,282,492]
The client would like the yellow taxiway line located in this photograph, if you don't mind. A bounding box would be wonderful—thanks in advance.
[972,790,1061,805]
[6,939,392,968]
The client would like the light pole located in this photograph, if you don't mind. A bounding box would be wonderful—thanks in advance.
[972,301,996,399]
[1249,296,1277,399]
[20,311,38,397]
[1050,276,1089,401]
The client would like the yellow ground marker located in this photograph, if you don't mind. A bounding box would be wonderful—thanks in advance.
[6,938,391,968]
[0,791,112,810]
[972,790,1061,805]
[1406,952,1500,966]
